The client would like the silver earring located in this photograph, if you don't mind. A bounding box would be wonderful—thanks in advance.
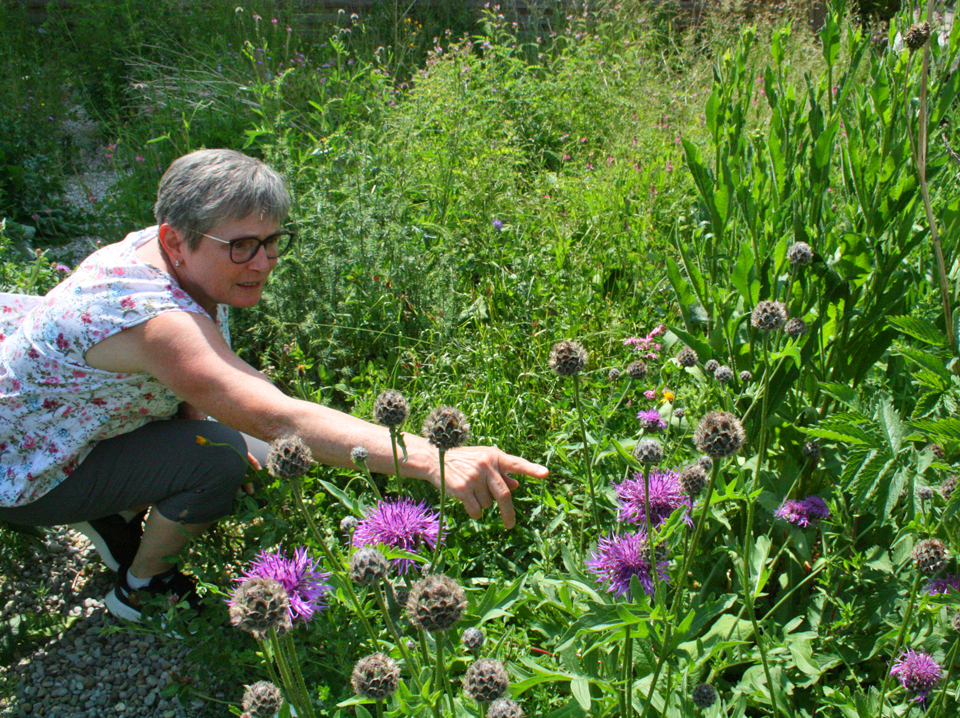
[175,260,182,267]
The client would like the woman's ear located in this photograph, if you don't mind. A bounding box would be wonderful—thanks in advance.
[157,223,188,265]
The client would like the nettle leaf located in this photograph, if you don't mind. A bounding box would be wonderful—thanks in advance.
[877,398,904,454]
[893,343,951,383]
[914,391,943,417]
[909,417,960,444]
[818,382,861,409]
[887,315,948,347]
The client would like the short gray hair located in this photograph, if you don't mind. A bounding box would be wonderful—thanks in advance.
[154,149,291,249]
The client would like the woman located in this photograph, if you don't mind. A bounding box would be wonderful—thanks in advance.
[0,149,547,622]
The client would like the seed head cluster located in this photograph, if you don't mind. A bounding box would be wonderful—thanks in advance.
[802,440,821,461]
[924,443,945,459]
[911,538,948,575]
[548,340,587,376]
[787,241,814,266]
[340,515,359,534]
[350,546,389,586]
[905,21,932,52]
[739,370,752,382]
[487,698,525,718]
[940,475,957,500]
[462,659,510,703]
[422,406,470,451]
[351,653,401,700]
[785,317,808,339]
[625,360,648,380]
[704,359,719,374]
[406,574,467,632]
[693,412,745,458]
[242,681,283,718]
[228,577,292,639]
[633,438,664,465]
[373,389,409,427]
[679,463,708,496]
[751,300,788,332]
[608,368,622,381]
[676,346,699,367]
[462,627,485,652]
[350,445,369,466]
[691,682,718,709]
[265,435,313,479]
[713,365,734,384]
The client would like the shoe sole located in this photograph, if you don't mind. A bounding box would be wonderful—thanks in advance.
[68,521,121,572]
[104,587,142,622]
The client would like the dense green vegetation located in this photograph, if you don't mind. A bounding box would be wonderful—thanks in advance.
[1,0,959,715]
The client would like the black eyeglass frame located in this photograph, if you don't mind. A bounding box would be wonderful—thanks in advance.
[200,230,296,264]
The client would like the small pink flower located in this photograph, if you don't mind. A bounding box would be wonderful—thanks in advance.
[135,155,145,163]
[644,390,657,400]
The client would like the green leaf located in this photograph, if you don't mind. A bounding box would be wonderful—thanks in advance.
[878,398,904,454]
[887,316,948,347]
[571,678,592,711]
[909,417,960,443]
[731,242,759,307]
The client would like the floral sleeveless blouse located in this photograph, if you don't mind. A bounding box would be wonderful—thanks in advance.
[0,226,230,507]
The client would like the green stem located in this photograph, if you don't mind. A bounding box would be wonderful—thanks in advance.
[623,621,634,718]
[359,462,385,502]
[874,572,924,717]
[257,638,283,689]
[434,631,453,715]
[573,375,600,551]
[270,628,306,718]
[374,583,423,691]
[282,632,318,718]
[390,427,403,494]
[431,449,446,572]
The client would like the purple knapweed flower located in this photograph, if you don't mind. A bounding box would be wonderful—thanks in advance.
[492,218,503,232]
[353,498,441,574]
[923,574,960,596]
[889,649,942,705]
[614,468,692,529]
[637,408,667,433]
[774,495,830,528]
[586,532,670,599]
[235,546,331,624]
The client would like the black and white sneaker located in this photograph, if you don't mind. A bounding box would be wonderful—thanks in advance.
[69,511,147,572]
[104,566,200,623]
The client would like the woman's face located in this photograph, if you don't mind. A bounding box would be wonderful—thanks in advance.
[177,214,283,314]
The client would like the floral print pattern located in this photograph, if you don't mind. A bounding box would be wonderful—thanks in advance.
[0,226,230,507]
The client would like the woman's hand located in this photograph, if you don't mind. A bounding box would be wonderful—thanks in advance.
[430,446,548,529]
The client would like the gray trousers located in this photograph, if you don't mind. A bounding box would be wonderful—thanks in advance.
[0,420,268,527]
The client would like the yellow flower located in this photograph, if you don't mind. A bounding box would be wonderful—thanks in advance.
[196,435,209,445]
[661,390,675,403]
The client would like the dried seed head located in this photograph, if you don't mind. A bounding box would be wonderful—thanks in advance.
[625,360,648,380]
[608,368,622,381]
[912,538,948,575]
[787,242,814,266]
[739,370,752,382]
[674,407,686,419]
[487,698,525,718]
[676,346,699,367]
[462,659,510,703]
[714,365,734,384]
[462,627,485,651]
[341,515,359,534]
[679,464,708,496]
[422,406,470,451]
[406,574,467,632]
[905,21,931,52]
[242,681,283,718]
[373,389,409,428]
[228,577,292,639]
[351,445,369,466]
[350,546,389,586]
[693,412,745,458]
[390,581,410,609]
[265,435,314,479]
[785,317,808,339]
[940,475,958,500]
[924,443,945,459]
[704,359,719,374]
[697,455,714,472]
[548,340,587,377]
[691,683,717,709]
[918,486,935,501]
[953,609,960,635]
[751,301,788,332]
[633,438,664,465]
[351,652,400,700]
[802,440,821,461]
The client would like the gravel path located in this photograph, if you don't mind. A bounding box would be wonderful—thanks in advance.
[0,528,228,718]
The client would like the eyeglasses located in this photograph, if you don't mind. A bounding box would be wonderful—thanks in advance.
[201,230,295,264]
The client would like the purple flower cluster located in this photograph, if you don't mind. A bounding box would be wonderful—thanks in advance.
[774,495,830,528]
[922,574,959,596]
[889,649,942,705]
[353,498,441,574]
[636,408,667,433]
[235,546,331,624]
[614,469,692,529]
[586,532,670,599]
